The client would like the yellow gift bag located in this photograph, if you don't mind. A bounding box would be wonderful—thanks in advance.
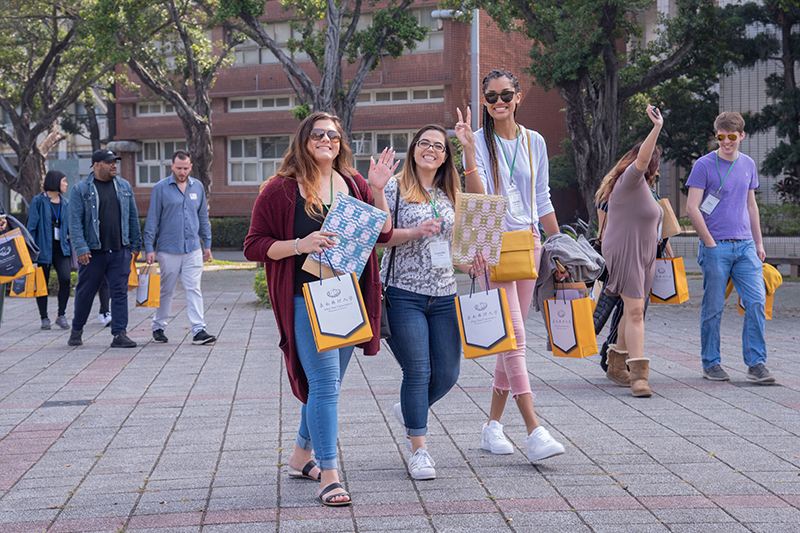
[0,228,35,283]
[303,271,373,352]
[650,257,690,304]
[455,274,517,358]
[136,264,160,308]
[128,252,139,290]
[10,266,48,298]
[544,288,598,358]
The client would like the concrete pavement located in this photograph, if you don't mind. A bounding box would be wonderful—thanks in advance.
[1,269,798,532]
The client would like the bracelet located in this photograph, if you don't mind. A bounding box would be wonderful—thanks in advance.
[294,238,301,255]
[464,167,478,176]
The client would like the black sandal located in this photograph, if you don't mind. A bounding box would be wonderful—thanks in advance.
[317,482,351,507]
[288,459,321,481]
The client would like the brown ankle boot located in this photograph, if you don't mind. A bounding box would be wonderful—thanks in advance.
[627,358,652,397]
[606,344,630,386]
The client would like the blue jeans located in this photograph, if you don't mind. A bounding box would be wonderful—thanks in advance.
[293,296,353,471]
[72,248,131,336]
[385,287,461,437]
[697,240,766,370]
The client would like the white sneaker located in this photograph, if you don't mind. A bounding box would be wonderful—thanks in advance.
[393,403,412,452]
[98,312,112,327]
[408,448,436,480]
[481,420,514,454]
[525,426,565,463]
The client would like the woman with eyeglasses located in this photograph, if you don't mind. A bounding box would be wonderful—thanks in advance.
[244,111,394,507]
[593,104,664,398]
[26,170,74,330]
[454,68,565,464]
[379,125,486,480]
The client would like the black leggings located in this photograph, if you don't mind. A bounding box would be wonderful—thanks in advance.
[37,244,71,319]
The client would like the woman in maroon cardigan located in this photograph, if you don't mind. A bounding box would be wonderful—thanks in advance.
[244,112,393,506]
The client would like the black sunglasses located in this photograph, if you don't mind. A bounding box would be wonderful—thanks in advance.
[483,90,515,104]
[309,129,342,143]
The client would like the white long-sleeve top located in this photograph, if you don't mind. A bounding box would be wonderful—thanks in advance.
[474,126,555,232]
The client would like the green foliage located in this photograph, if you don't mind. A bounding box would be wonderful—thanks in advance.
[253,270,271,308]
[292,102,312,121]
[759,202,800,236]
[47,270,78,296]
[210,217,251,249]
[548,139,578,191]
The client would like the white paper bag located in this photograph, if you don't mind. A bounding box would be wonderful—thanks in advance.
[305,274,367,338]
[459,289,508,350]
[547,299,578,354]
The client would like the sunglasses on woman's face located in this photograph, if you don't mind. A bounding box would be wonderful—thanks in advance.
[716,133,740,141]
[483,90,515,104]
[309,129,342,143]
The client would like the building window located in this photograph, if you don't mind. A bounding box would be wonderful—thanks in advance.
[357,86,445,106]
[228,135,291,185]
[136,139,187,186]
[232,23,309,66]
[137,101,176,116]
[411,8,445,52]
[228,96,295,112]
[351,130,414,177]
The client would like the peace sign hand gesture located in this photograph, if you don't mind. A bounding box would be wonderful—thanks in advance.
[454,107,475,151]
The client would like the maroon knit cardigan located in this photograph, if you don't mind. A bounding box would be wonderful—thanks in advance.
[243,172,392,403]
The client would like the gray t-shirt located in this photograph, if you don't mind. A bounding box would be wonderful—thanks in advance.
[379,178,457,297]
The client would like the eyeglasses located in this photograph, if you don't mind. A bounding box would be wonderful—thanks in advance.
[416,139,446,153]
[716,133,740,141]
[309,129,341,143]
[483,90,515,104]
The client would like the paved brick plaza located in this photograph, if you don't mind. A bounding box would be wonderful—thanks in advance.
[1,268,798,532]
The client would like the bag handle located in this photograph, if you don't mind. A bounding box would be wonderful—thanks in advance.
[468,269,490,298]
[317,249,340,283]
[385,182,401,287]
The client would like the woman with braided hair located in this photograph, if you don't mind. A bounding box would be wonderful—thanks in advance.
[455,68,566,464]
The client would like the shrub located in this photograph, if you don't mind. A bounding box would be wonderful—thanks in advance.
[254,271,271,308]
[759,202,800,236]
[138,216,251,250]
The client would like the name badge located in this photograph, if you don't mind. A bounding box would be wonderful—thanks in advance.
[507,185,525,218]
[699,191,724,215]
[430,240,452,269]
[54,227,61,241]
[190,193,197,200]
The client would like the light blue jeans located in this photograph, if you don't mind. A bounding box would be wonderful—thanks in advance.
[697,240,766,370]
[293,296,353,471]
[385,287,461,437]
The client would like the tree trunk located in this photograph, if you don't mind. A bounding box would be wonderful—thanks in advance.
[17,147,48,204]
[182,118,214,198]
[84,98,102,151]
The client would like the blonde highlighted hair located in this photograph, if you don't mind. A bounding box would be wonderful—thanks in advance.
[397,125,460,205]
[595,143,662,206]
[272,111,355,219]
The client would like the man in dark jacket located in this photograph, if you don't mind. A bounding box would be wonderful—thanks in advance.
[67,150,142,348]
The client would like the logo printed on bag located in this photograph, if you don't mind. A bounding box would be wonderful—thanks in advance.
[474,302,488,311]
[326,289,342,298]
[558,310,566,318]
[657,266,666,274]
[0,246,10,257]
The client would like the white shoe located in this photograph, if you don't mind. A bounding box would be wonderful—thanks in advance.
[97,313,105,325]
[98,312,112,327]
[393,402,412,452]
[525,426,565,463]
[408,448,436,480]
[481,420,513,454]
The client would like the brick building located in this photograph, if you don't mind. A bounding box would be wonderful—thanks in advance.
[111,4,579,220]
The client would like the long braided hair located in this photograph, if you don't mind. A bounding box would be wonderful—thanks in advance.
[482,69,521,192]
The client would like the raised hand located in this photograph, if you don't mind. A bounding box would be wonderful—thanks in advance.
[647,104,664,129]
[454,107,475,150]
[369,147,399,190]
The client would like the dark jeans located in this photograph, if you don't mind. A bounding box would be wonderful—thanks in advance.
[385,286,461,437]
[36,244,71,319]
[72,248,131,335]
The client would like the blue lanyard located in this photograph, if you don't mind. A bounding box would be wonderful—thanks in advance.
[49,197,61,226]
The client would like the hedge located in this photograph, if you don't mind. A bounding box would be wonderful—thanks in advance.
[138,216,251,250]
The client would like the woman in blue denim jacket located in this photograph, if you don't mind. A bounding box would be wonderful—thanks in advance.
[27,170,73,329]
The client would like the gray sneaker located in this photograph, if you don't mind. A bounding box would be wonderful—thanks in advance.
[55,315,69,329]
[40,317,51,330]
[747,363,776,384]
[702,365,730,381]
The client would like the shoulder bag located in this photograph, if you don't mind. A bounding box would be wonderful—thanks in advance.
[380,184,400,339]
[490,128,538,283]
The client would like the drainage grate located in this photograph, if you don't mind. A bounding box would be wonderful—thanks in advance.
[40,400,93,408]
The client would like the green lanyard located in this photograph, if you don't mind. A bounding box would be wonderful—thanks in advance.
[494,126,520,186]
[428,189,439,218]
[323,170,334,207]
[650,188,663,218]
[714,151,738,193]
